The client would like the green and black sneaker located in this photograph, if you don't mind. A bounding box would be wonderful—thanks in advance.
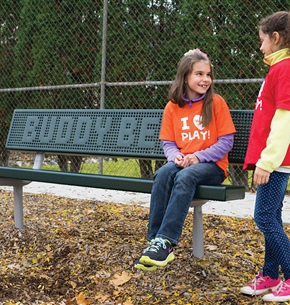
[134,258,157,272]
[139,237,174,267]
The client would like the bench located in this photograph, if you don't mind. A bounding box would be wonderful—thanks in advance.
[0,109,253,258]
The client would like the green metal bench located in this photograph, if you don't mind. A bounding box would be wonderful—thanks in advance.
[0,109,253,258]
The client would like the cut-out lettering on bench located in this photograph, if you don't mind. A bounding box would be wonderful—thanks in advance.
[21,114,161,150]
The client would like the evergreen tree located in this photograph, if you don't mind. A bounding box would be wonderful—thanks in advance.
[14,0,102,109]
[0,0,22,164]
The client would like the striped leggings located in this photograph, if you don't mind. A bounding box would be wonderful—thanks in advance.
[254,171,290,280]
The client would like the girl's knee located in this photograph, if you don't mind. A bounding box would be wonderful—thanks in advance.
[254,213,265,231]
[175,169,197,185]
[254,214,275,233]
[154,162,178,181]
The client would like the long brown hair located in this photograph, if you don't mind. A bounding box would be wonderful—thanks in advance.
[168,51,214,127]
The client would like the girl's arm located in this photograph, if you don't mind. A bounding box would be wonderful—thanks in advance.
[256,108,290,172]
[194,133,234,162]
[163,134,234,163]
[162,140,184,162]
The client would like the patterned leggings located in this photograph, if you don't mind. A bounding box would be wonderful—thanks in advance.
[254,171,290,280]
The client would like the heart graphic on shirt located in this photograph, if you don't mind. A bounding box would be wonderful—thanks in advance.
[193,115,204,130]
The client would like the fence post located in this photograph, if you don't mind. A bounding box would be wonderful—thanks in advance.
[99,0,108,174]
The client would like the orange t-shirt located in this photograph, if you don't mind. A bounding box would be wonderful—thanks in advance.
[160,94,236,176]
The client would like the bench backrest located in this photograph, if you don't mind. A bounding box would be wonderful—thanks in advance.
[6,109,253,164]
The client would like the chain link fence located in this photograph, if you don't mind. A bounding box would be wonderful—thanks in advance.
[0,0,289,192]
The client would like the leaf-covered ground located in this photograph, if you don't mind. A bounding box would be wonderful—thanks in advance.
[0,189,289,305]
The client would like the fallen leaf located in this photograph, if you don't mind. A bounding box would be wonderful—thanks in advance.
[204,244,218,251]
[75,292,92,305]
[110,271,131,288]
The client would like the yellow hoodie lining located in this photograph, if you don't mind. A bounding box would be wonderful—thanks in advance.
[264,48,290,66]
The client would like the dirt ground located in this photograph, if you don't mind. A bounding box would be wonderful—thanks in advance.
[0,189,288,305]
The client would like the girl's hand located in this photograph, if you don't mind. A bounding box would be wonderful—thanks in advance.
[254,167,270,186]
[183,154,200,167]
[175,154,184,167]
[175,154,200,168]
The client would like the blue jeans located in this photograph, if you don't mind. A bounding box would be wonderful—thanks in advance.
[147,161,225,245]
[254,171,290,280]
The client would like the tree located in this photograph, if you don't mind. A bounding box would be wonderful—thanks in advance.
[0,0,22,165]
[13,0,103,171]
[14,0,103,109]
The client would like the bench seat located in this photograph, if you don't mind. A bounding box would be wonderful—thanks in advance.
[0,166,245,200]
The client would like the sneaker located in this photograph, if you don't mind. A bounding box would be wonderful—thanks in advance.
[139,237,175,267]
[134,258,157,272]
[263,279,290,302]
[240,270,281,296]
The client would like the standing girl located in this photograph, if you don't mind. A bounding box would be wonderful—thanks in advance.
[135,49,236,272]
[241,11,290,302]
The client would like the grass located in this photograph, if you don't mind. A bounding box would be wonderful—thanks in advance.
[20,157,290,190]
[41,158,142,177]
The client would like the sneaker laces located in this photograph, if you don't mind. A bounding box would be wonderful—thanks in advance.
[274,280,290,294]
[145,238,168,253]
[251,271,264,295]
[142,240,154,253]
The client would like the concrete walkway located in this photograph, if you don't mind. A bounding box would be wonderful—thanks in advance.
[2,182,290,224]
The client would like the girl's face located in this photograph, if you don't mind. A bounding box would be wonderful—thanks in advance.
[259,29,281,57]
[185,61,212,99]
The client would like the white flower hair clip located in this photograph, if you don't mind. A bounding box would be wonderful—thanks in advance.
[184,48,207,57]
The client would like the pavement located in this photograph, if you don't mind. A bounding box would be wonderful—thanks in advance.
[1,181,290,224]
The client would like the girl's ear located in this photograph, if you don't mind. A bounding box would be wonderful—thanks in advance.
[272,31,282,45]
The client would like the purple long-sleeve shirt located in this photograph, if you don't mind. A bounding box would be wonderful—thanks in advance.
[162,133,234,163]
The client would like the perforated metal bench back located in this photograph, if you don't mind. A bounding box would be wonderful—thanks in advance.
[6,109,253,163]
[229,110,253,164]
[6,109,165,159]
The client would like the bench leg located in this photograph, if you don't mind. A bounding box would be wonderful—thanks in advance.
[14,186,24,229]
[190,200,207,259]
